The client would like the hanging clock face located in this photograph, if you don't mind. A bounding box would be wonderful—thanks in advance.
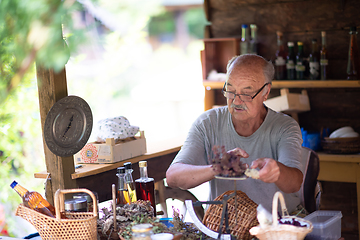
[44,95,93,157]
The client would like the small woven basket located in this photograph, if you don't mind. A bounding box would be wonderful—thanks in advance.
[321,137,360,154]
[202,190,259,240]
[249,191,313,240]
[15,188,98,240]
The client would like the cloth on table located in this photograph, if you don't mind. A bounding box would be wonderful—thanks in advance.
[96,116,139,142]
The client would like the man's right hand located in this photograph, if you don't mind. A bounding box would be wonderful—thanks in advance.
[166,163,215,190]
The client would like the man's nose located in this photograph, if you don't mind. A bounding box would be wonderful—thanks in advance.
[233,94,244,103]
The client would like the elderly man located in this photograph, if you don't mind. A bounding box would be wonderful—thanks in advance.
[166,54,304,213]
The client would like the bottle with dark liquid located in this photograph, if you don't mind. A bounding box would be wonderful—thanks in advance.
[10,180,56,218]
[309,39,320,80]
[296,42,306,80]
[274,31,287,80]
[320,31,328,80]
[124,162,137,203]
[286,42,296,80]
[135,161,156,216]
[116,167,130,205]
[347,26,360,80]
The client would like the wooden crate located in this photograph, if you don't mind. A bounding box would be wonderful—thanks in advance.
[74,131,146,164]
[265,88,310,113]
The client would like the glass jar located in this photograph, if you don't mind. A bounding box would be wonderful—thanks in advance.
[132,223,153,240]
[151,233,173,240]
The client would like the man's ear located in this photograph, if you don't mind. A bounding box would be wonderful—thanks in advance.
[263,84,272,100]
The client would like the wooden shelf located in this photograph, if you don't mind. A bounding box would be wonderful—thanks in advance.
[203,80,360,90]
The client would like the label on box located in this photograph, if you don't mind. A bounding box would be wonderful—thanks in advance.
[80,144,99,163]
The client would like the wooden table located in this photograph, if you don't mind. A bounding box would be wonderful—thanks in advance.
[35,139,360,236]
[317,152,360,239]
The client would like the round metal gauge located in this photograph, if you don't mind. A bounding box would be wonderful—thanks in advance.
[44,95,93,157]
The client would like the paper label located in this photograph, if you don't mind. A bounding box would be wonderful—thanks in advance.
[275,57,286,66]
[320,59,328,66]
[309,62,320,78]
[80,144,99,163]
[286,60,295,69]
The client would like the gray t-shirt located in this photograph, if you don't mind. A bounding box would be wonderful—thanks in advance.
[171,106,304,213]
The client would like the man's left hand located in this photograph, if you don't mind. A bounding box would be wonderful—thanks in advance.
[250,158,280,183]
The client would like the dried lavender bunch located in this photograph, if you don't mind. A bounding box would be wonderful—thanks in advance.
[211,146,248,177]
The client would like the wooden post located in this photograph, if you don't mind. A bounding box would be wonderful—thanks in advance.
[36,66,77,205]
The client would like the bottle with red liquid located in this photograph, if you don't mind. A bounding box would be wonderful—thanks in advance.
[274,31,287,80]
[347,26,360,80]
[10,180,56,218]
[135,161,156,216]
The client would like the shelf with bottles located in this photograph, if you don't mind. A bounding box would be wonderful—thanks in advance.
[203,80,360,90]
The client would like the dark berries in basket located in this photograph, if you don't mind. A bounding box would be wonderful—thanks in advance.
[278,217,307,227]
[210,146,248,177]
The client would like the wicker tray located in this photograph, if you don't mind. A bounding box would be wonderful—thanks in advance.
[202,190,259,240]
[321,137,360,154]
[16,188,98,240]
[249,191,313,240]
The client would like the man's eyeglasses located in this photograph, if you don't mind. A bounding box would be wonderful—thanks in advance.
[222,82,271,102]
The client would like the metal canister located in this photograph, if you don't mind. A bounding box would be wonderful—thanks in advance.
[132,223,153,240]
[73,191,98,212]
[64,198,88,212]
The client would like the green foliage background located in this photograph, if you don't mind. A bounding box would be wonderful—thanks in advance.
[0,0,89,236]
[0,0,206,236]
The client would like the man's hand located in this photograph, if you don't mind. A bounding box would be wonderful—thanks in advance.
[227,147,250,159]
[250,158,280,183]
[250,158,303,193]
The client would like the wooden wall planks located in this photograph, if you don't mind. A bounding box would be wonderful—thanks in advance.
[206,0,360,79]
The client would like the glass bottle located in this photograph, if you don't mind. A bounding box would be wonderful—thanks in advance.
[274,31,287,80]
[116,167,130,205]
[296,42,306,80]
[309,39,320,80]
[124,162,137,203]
[250,24,258,55]
[320,31,328,80]
[347,26,360,80]
[286,42,296,80]
[135,161,156,216]
[132,223,153,240]
[240,24,250,55]
[10,180,56,218]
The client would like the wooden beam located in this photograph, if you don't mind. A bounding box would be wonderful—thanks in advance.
[36,66,77,205]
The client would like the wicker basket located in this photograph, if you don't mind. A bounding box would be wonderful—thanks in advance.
[321,137,360,154]
[15,188,98,240]
[202,190,259,240]
[249,191,313,240]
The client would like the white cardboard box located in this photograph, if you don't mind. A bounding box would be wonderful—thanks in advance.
[74,131,146,164]
[265,88,310,113]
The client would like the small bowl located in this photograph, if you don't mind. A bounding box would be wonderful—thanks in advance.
[329,126,354,138]
[341,132,359,138]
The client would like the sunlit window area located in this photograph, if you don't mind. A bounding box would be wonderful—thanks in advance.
[66,0,206,143]
[0,0,207,237]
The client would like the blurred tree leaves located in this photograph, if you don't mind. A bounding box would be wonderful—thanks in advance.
[0,0,88,104]
[0,0,91,235]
